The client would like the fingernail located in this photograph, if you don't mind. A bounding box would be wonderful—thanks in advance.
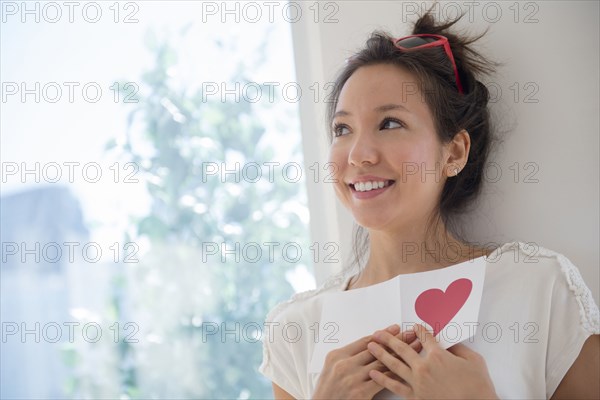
[386,324,398,330]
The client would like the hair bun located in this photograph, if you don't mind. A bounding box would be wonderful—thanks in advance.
[411,9,499,80]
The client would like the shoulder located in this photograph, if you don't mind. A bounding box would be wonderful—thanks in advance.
[486,241,599,335]
[486,241,585,281]
[258,266,355,393]
[263,267,355,325]
[487,241,572,267]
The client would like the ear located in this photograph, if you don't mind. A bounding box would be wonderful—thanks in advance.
[443,129,470,177]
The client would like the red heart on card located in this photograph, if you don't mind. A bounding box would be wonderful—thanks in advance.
[414,278,472,336]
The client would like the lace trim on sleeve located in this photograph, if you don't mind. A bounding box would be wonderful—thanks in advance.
[555,252,600,335]
[491,241,600,335]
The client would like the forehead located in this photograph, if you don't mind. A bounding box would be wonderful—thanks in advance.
[336,63,430,118]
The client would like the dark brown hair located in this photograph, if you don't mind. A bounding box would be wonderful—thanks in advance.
[326,10,501,269]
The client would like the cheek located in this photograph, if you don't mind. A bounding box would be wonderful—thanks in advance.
[327,145,348,195]
[390,138,442,182]
[391,140,429,166]
[328,145,345,177]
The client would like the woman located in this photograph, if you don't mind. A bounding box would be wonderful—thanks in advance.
[259,10,600,399]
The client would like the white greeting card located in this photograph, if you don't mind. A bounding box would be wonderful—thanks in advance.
[308,256,487,373]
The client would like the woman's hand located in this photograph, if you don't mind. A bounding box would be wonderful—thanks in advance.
[312,324,418,400]
[367,323,499,400]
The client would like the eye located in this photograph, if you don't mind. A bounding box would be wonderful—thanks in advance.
[380,117,405,130]
[332,122,350,137]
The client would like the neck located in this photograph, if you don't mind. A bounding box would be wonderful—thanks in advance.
[349,220,488,289]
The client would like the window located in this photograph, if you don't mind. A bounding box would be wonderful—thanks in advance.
[1,2,315,398]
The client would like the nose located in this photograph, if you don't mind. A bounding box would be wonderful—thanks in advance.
[348,131,380,167]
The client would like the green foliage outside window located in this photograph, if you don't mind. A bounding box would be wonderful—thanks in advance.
[62,25,312,399]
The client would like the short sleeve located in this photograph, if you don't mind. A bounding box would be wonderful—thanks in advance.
[258,304,304,399]
[258,271,351,398]
[545,253,600,398]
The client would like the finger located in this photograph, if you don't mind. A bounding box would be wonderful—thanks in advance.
[384,323,401,336]
[399,329,417,343]
[363,358,388,376]
[351,348,378,365]
[363,359,410,384]
[344,334,376,356]
[399,330,422,352]
[447,342,475,359]
[387,338,421,359]
[371,330,421,367]
[408,338,423,353]
[364,326,414,357]
[392,330,421,354]
[365,356,400,370]
[412,323,439,352]
[345,330,420,362]
[369,368,412,398]
[367,341,413,381]
[361,376,391,398]
[382,370,408,386]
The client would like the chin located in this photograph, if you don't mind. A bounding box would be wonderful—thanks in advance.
[352,213,393,231]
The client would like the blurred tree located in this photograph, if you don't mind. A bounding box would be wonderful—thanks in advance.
[63,25,312,399]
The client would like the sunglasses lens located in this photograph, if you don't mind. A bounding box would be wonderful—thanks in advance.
[395,36,436,49]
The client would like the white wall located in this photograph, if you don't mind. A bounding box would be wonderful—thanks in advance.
[291,1,599,303]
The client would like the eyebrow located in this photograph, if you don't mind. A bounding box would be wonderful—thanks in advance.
[333,103,410,119]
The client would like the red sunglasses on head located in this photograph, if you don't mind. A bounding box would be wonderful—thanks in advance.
[393,34,464,94]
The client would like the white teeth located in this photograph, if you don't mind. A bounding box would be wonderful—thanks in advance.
[353,181,388,192]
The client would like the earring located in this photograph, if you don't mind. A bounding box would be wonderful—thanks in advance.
[449,164,460,177]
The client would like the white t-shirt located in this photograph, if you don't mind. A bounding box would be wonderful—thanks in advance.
[259,241,600,399]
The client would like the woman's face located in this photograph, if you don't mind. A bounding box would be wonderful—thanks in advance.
[328,63,453,233]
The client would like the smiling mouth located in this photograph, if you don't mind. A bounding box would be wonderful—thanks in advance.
[349,180,395,192]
